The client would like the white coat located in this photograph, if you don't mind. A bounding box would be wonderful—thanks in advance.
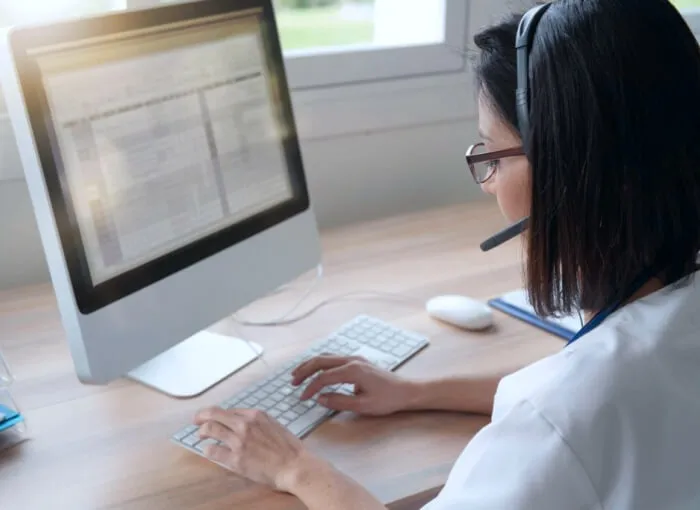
[424,271,700,509]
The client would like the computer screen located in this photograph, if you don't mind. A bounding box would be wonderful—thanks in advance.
[9,3,308,312]
[38,14,294,285]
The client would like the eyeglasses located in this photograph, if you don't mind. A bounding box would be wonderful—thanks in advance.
[466,142,525,184]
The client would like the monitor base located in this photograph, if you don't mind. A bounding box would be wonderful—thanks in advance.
[127,331,264,398]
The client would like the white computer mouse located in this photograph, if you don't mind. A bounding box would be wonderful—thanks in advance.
[425,294,494,331]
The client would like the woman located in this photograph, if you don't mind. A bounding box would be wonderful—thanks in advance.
[193,1,700,508]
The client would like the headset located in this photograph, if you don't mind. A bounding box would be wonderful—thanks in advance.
[480,2,552,252]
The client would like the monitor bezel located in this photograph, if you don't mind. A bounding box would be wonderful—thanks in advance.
[8,0,311,315]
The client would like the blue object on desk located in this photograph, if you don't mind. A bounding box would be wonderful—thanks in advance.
[488,289,580,342]
[0,403,22,432]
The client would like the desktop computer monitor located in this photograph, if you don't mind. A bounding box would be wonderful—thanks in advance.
[0,0,321,397]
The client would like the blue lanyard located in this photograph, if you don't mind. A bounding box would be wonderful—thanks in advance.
[567,264,661,346]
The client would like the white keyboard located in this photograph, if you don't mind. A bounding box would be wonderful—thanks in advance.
[171,315,429,456]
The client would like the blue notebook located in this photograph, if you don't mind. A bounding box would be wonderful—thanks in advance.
[488,289,581,341]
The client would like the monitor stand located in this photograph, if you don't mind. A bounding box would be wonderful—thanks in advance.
[127,331,264,398]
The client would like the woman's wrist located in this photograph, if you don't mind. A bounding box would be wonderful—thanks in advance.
[283,450,386,509]
[278,449,327,494]
[399,376,499,415]
[401,379,432,412]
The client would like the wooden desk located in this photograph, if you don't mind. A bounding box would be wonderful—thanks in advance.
[0,201,563,510]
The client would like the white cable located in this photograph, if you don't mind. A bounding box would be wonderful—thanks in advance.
[233,264,323,326]
[277,263,325,321]
[235,290,422,327]
[232,263,423,327]
[231,265,322,362]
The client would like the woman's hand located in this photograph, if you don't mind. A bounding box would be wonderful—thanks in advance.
[194,407,318,493]
[291,355,417,416]
[195,406,388,510]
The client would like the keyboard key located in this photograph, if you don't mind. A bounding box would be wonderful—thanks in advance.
[287,406,332,436]
[269,379,285,390]
[182,434,199,447]
[260,398,276,409]
[392,344,413,357]
[222,400,240,410]
[292,404,307,415]
[173,425,197,441]
[268,407,284,418]
[269,392,286,403]
[337,384,355,395]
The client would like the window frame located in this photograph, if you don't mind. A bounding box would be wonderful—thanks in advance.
[127,0,469,90]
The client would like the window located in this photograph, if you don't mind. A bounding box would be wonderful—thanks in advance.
[273,0,376,51]
[673,0,700,8]
[672,0,700,35]
[137,0,468,89]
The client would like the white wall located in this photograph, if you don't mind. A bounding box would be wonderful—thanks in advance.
[0,178,46,288]
[0,0,530,289]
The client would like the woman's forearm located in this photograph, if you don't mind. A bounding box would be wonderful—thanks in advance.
[288,453,387,510]
[402,371,510,415]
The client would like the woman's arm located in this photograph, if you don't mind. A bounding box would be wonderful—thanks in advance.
[288,453,387,510]
[293,355,519,417]
[403,372,505,415]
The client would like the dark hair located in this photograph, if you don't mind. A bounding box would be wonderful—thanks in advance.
[474,0,700,317]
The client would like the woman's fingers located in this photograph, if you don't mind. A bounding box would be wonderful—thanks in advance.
[198,419,239,447]
[194,406,231,427]
[317,392,367,413]
[203,442,232,465]
[291,355,366,386]
[300,361,365,401]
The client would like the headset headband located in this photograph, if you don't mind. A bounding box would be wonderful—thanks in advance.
[515,3,551,143]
